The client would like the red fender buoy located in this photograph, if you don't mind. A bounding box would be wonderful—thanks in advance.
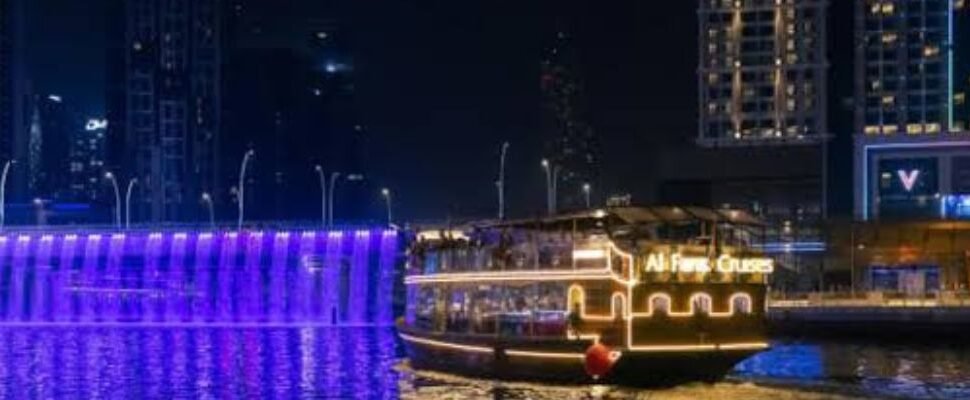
[584,343,616,379]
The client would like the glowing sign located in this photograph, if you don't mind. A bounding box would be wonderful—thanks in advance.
[85,119,108,131]
[644,252,773,274]
[897,169,920,192]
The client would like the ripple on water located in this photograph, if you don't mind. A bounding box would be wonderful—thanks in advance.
[0,328,966,399]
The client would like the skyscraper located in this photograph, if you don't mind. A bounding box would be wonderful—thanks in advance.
[106,0,222,222]
[0,0,27,198]
[69,118,108,204]
[222,1,370,222]
[853,0,970,220]
[30,95,77,200]
[541,25,598,211]
[698,0,829,146]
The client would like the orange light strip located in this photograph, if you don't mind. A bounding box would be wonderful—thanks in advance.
[406,243,633,286]
[398,333,492,354]
[505,350,586,360]
[406,272,615,285]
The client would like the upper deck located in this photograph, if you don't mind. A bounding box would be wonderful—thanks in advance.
[406,206,772,286]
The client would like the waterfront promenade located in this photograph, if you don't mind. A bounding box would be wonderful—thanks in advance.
[768,291,970,337]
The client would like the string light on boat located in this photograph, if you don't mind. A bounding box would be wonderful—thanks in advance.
[398,333,492,354]
[572,249,608,260]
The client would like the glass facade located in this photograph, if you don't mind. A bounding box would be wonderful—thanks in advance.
[698,0,829,146]
[856,0,970,136]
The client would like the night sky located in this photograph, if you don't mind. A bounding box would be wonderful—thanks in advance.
[27,0,696,221]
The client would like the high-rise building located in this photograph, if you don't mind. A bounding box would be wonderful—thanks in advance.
[541,26,598,211]
[30,95,77,200]
[69,118,108,204]
[698,0,829,146]
[106,0,222,222]
[0,0,27,198]
[222,1,370,222]
[853,0,970,220]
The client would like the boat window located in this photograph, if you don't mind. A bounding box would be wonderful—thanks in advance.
[692,294,713,315]
[567,286,585,313]
[650,294,670,315]
[732,294,753,314]
[611,294,626,319]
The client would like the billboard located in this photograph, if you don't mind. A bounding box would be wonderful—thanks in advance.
[877,158,939,218]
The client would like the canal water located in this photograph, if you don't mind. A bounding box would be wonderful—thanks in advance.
[0,327,966,399]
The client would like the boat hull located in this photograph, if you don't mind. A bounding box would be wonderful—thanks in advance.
[400,330,761,386]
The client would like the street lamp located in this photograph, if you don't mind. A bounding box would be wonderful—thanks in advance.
[237,149,255,231]
[582,183,592,209]
[328,172,341,227]
[541,159,559,215]
[0,160,15,230]
[124,178,137,229]
[32,198,43,227]
[381,188,393,227]
[201,192,215,229]
[104,172,121,229]
[314,165,326,226]
[496,141,509,220]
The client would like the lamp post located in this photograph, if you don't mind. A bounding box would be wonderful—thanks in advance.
[542,159,551,215]
[314,165,326,226]
[381,188,393,227]
[496,141,509,220]
[328,172,340,227]
[237,149,254,231]
[32,198,43,227]
[104,172,121,229]
[0,160,14,230]
[201,192,215,229]
[541,159,559,215]
[582,182,592,209]
[124,178,137,229]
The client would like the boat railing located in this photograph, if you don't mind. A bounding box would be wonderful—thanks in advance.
[410,241,620,276]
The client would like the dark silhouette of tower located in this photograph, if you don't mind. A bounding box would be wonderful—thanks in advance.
[541,18,599,211]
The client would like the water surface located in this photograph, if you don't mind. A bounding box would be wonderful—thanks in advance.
[0,327,966,399]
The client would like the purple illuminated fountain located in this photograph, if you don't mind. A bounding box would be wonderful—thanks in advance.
[0,228,398,325]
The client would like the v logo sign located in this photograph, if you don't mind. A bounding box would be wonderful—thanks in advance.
[897,169,920,192]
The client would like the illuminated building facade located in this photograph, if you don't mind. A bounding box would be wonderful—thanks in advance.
[541,25,599,210]
[0,0,27,199]
[68,118,108,203]
[698,0,829,146]
[853,0,970,220]
[106,0,223,222]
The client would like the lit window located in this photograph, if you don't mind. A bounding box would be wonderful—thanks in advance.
[907,124,925,134]
[924,46,940,57]
[692,294,713,315]
[881,3,894,14]
[883,125,898,135]
[732,295,753,314]
[955,93,966,105]
[882,96,895,105]
[926,123,941,133]
[650,295,670,315]
[882,33,898,44]
[864,125,880,135]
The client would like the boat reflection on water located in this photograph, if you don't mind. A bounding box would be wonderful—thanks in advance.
[0,327,968,399]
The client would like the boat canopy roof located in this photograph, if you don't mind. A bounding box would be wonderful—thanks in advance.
[468,206,765,230]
